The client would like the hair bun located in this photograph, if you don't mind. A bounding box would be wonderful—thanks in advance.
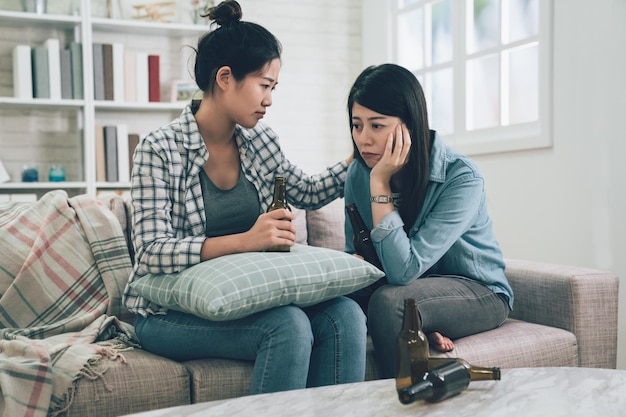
[207,0,243,26]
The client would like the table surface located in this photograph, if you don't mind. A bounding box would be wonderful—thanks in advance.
[122,367,626,417]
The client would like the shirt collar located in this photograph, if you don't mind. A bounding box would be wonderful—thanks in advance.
[180,101,205,150]
[181,100,253,151]
[428,131,448,184]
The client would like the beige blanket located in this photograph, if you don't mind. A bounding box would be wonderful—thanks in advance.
[0,190,137,417]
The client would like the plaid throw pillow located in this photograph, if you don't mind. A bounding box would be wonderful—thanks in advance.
[130,244,384,321]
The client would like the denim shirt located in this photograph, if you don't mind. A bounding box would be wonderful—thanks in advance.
[344,132,514,309]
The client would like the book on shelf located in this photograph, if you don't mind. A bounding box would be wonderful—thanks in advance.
[148,54,160,102]
[135,52,149,102]
[12,44,33,99]
[103,125,118,182]
[123,131,141,181]
[102,43,114,101]
[97,125,140,184]
[44,38,62,100]
[128,133,140,176]
[112,43,125,102]
[116,124,130,183]
[124,50,137,102]
[95,124,107,182]
[31,45,50,99]
[60,48,73,99]
[93,43,105,100]
[69,42,83,99]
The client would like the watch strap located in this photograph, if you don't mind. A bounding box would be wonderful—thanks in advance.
[370,195,394,204]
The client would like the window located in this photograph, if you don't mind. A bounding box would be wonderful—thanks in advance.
[387,0,553,155]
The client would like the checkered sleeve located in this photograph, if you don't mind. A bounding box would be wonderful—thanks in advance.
[242,122,349,212]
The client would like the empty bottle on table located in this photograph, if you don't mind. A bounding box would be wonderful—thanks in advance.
[427,357,501,381]
[397,361,471,404]
[395,298,429,391]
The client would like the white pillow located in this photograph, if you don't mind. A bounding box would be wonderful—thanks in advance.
[130,244,384,321]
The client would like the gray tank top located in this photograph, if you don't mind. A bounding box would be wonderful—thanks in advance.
[200,170,261,238]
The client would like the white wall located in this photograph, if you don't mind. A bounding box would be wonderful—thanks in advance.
[238,0,361,174]
[476,0,626,369]
[362,0,626,369]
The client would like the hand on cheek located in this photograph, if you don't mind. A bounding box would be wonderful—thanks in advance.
[394,124,412,163]
[372,124,411,182]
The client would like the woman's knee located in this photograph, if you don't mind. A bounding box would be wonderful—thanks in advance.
[331,297,367,325]
[368,285,404,319]
[314,297,367,339]
[266,305,314,346]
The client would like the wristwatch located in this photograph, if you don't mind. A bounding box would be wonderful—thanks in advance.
[370,195,395,204]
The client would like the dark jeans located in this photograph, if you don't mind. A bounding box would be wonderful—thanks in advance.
[366,276,510,378]
[134,296,367,394]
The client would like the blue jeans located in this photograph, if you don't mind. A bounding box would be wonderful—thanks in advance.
[366,277,510,378]
[134,296,367,394]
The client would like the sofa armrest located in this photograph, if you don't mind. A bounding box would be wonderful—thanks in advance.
[504,258,619,368]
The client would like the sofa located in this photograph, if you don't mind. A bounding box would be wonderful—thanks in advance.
[18,194,620,416]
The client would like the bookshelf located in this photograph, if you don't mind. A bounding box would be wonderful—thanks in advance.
[0,0,207,200]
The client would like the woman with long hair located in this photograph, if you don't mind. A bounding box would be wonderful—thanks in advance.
[344,63,513,377]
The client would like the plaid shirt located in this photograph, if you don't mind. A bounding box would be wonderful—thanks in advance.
[123,103,348,316]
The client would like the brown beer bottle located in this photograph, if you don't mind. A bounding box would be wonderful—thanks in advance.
[345,204,383,270]
[395,298,429,391]
[397,361,471,404]
[266,176,291,252]
[427,357,501,381]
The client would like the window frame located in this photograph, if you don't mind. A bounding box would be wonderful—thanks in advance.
[374,0,554,155]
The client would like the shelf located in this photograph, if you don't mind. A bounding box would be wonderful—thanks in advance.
[95,101,187,112]
[0,10,81,28]
[0,0,199,199]
[0,97,85,109]
[0,181,87,190]
[96,181,131,189]
[91,17,209,37]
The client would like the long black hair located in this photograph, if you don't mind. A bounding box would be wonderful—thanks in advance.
[347,64,433,233]
[194,0,282,94]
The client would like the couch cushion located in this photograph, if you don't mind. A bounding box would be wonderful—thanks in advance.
[429,319,578,368]
[69,349,190,417]
[183,358,254,403]
[307,198,346,251]
[183,342,379,403]
[130,244,385,321]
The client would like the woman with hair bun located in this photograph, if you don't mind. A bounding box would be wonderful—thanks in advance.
[123,0,365,394]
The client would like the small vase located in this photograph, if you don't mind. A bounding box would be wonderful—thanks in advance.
[49,165,66,182]
[22,166,38,182]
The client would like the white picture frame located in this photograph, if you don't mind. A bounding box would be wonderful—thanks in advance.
[170,80,199,103]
